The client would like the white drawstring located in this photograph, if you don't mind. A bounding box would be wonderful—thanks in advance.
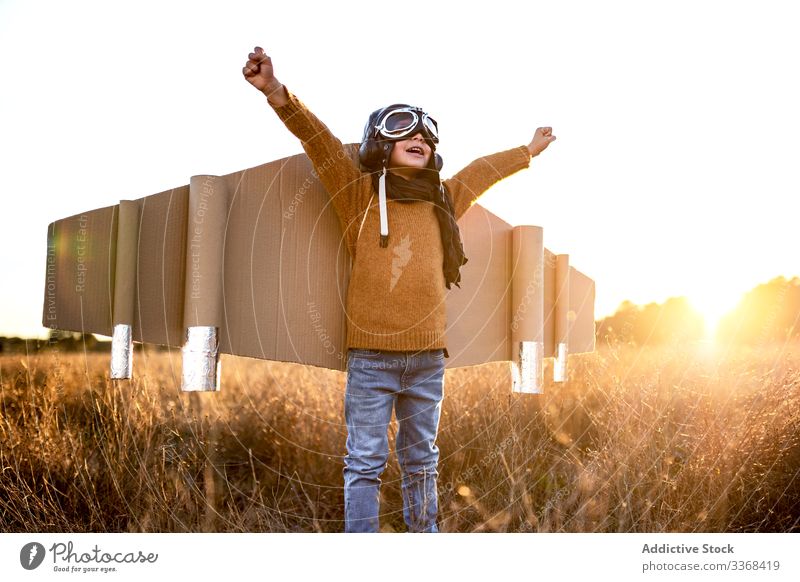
[378,168,389,247]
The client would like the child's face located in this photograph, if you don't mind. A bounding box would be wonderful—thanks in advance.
[387,133,433,176]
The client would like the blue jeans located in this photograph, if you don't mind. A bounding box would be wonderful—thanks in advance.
[343,347,446,533]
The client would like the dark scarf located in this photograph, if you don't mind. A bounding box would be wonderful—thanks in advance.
[371,169,469,289]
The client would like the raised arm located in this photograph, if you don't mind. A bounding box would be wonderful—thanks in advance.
[242,46,367,229]
[445,127,557,221]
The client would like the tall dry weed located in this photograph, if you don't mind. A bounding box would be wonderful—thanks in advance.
[1,340,798,532]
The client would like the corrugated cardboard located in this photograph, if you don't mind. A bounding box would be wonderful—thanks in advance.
[134,186,188,347]
[42,145,595,374]
[43,205,117,338]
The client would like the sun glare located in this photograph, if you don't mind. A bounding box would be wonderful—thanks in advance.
[688,290,742,341]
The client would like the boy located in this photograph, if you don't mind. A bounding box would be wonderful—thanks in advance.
[243,46,555,532]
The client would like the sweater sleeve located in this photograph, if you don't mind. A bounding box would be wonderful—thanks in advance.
[269,86,368,229]
[444,145,532,221]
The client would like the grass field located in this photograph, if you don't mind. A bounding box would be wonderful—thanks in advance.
[1,340,798,533]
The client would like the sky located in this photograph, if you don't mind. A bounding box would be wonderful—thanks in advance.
[1,0,799,339]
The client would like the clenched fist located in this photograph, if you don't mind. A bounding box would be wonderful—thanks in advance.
[528,127,556,157]
[243,46,286,105]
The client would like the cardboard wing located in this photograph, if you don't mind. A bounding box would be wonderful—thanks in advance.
[42,145,595,390]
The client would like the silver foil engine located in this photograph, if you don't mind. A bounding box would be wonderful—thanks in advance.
[110,323,133,379]
[553,341,568,383]
[181,326,221,392]
[512,340,543,394]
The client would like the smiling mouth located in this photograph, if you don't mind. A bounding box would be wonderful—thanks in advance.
[406,146,424,157]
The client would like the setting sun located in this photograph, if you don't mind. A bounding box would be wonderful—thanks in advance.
[688,289,743,341]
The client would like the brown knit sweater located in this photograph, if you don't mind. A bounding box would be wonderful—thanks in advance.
[271,88,532,354]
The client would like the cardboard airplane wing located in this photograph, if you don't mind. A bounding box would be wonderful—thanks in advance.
[42,145,595,392]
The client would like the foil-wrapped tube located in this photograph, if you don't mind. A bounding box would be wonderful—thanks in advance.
[110,323,133,379]
[510,226,544,394]
[110,200,141,380]
[181,176,227,391]
[181,326,221,392]
[553,254,570,383]
[512,340,543,394]
[553,341,568,383]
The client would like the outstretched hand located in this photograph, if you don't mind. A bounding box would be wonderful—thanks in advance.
[528,127,556,157]
[242,46,285,104]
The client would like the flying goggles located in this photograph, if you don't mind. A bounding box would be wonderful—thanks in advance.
[373,107,439,144]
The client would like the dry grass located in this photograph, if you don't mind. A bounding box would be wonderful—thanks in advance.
[1,340,798,533]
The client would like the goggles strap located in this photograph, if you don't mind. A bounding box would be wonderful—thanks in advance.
[378,168,389,247]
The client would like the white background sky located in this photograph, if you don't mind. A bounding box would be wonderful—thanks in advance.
[1,0,799,338]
